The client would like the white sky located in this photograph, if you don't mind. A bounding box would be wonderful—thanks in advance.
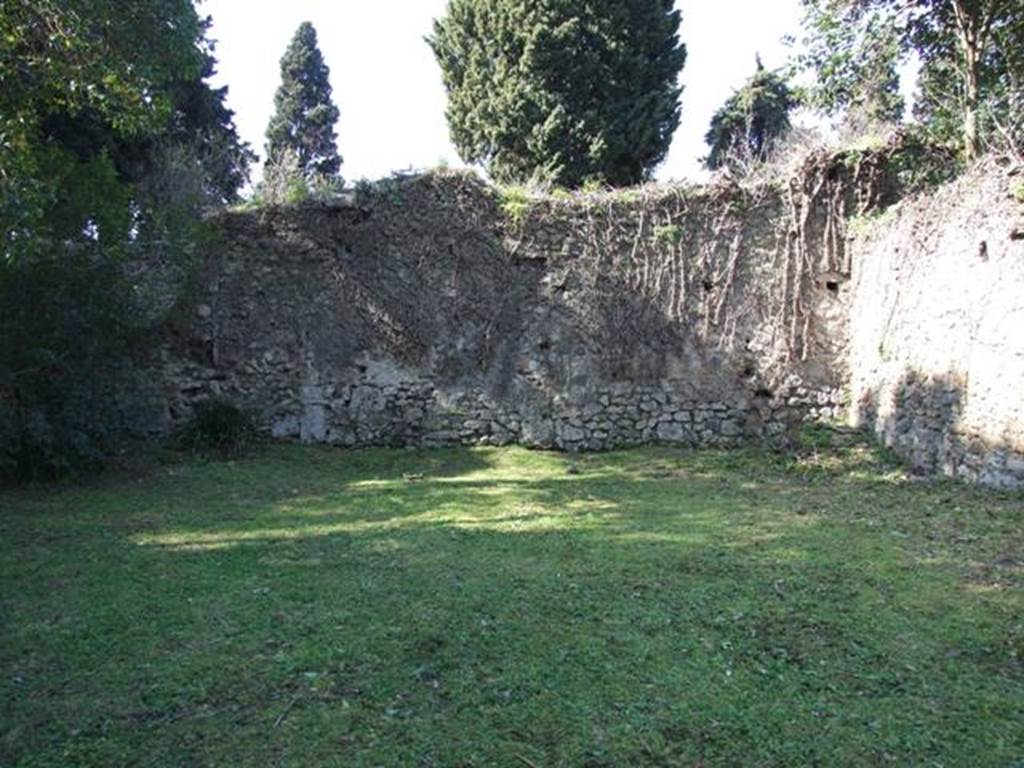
[200,0,807,184]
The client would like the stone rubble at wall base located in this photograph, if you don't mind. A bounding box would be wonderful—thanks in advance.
[168,361,841,452]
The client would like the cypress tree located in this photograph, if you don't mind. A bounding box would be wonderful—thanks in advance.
[265,22,342,179]
[703,58,799,171]
[428,0,686,189]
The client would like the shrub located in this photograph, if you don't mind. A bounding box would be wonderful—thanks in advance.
[256,147,308,205]
[255,146,345,206]
[0,375,164,486]
[177,399,256,457]
[0,246,165,485]
[0,401,21,483]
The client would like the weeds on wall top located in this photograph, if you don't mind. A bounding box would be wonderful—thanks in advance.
[1013,182,1024,205]
[253,147,346,207]
[846,206,899,241]
[495,181,700,230]
[849,129,959,193]
[652,223,684,247]
[496,185,533,226]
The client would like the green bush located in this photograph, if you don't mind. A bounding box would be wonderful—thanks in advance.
[888,130,962,194]
[0,248,160,485]
[1,386,114,485]
[177,399,256,457]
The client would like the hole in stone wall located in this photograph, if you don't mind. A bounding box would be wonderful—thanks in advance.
[978,240,989,261]
[514,254,547,265]
[820,270,846,295]
[753,387,774,400]
[702,279,714,293]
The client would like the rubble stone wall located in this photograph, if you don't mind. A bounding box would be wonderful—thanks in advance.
[161,162,1024,488]
[163,173,846,453]
[847,163,1024,488]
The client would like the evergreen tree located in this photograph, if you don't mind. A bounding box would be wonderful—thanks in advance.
[265,22,342,179]
[157,43,257,203]
[704,58,799,171]
[428,0,686,188]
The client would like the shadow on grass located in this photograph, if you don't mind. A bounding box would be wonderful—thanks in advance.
[1,444,1022,767]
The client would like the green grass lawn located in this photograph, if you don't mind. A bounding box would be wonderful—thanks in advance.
[1,444,1022,767]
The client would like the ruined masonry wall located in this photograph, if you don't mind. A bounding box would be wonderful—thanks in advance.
[164,173,846,454]
[847,163,1024,488]
[162,164,1024,488]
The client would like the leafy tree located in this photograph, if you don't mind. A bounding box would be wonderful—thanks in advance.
[38,41,255,207]
[428,0,687,188]
[795,1,904,126]
[796,0,1024,159]
[704,58,800,171]
[1,0,213,262]
[0,0,225,481]
[914,7,1024,155]
[265,22,342,180]
[0,0,203,142]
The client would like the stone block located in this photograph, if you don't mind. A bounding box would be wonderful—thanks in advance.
[656,422,690,443]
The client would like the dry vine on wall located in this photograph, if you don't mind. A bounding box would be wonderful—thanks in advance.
[500,150,884,374]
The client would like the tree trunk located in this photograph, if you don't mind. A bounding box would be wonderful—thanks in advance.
[952,0,1001,161]
[963,53,981,160]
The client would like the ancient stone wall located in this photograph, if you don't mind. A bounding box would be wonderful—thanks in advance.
[161,159,1024,487]
[163,171,847,452]
[847,162,1024,488]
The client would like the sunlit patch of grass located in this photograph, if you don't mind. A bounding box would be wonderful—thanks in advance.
[1,443,1022,766]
